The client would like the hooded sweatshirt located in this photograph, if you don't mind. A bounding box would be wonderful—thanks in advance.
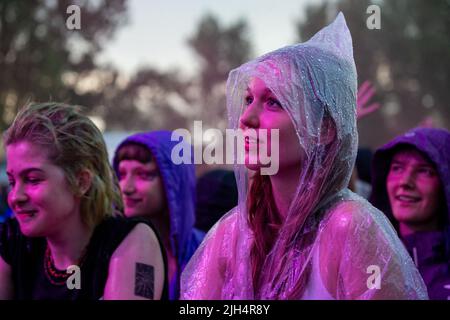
[371,127,450,300]
[113,130,205,300]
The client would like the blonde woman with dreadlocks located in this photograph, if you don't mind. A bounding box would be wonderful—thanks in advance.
[181,13,427,300]
[0,103,167,300]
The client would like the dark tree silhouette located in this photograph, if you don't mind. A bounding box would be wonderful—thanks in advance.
[295,0,450,148]
[0,0,128,132]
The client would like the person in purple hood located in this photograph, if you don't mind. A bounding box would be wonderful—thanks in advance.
[370,127,450,300]
[113,131,205,300]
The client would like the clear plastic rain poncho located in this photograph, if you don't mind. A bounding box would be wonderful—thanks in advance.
[181,13,428,300]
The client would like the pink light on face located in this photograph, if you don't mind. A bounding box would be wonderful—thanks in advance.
[118,159,167,219]
[6,141,79,237]
[239,77,302,173]
[387,148,443,234]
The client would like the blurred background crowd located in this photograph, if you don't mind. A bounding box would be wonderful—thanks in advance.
[1,0,449,234]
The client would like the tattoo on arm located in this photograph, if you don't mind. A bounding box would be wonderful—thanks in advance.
[134,263,154,299]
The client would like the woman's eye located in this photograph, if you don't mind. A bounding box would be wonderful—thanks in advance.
[26,177,42,184]
[139,172,157,180]
[266,97,282,108]
[390,164,403,173]
[418,168,435,177]
[244,96,253,106]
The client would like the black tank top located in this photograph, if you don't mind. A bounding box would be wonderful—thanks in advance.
[0,216,168,300]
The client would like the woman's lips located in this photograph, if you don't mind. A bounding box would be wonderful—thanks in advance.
[125,198,142,207]
[395,194,421,204]
[15,210,38,222]
[15,209,37,216]
[244,136,259,151]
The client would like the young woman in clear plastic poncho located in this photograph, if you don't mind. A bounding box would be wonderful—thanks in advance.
[180,13,428,300]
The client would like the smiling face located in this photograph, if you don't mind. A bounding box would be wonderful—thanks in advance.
[386,147,443,234]
[118,159,167,219]
[239,77,303,173]
[6,141,80,237]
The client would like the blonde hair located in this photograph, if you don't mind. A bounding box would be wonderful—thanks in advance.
[3,102,123,227]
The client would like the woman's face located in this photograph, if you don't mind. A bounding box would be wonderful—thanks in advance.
[239,77,303,173]
[118,159,167,219]
[6,141,80,237]
[387,148,443,231]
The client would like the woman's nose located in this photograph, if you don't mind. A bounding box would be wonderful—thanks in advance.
[239,103,260,129]
[399,170,416,189]
[9,183,28,207]
[120,175,136,195]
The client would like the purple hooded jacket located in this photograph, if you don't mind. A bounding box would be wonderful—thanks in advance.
[370,127,450,300]
[112,131,205,300]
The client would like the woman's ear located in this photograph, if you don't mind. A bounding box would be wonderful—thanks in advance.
[77,169,93,196]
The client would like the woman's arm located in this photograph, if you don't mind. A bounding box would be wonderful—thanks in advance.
[103,223,165,300]
[0,256,13,299]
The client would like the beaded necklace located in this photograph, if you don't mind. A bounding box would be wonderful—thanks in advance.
[44,245,88,286]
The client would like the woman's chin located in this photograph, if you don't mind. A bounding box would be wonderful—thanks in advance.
[19,224,44,238]
[244,160,262,171]
[244,153,260,170]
